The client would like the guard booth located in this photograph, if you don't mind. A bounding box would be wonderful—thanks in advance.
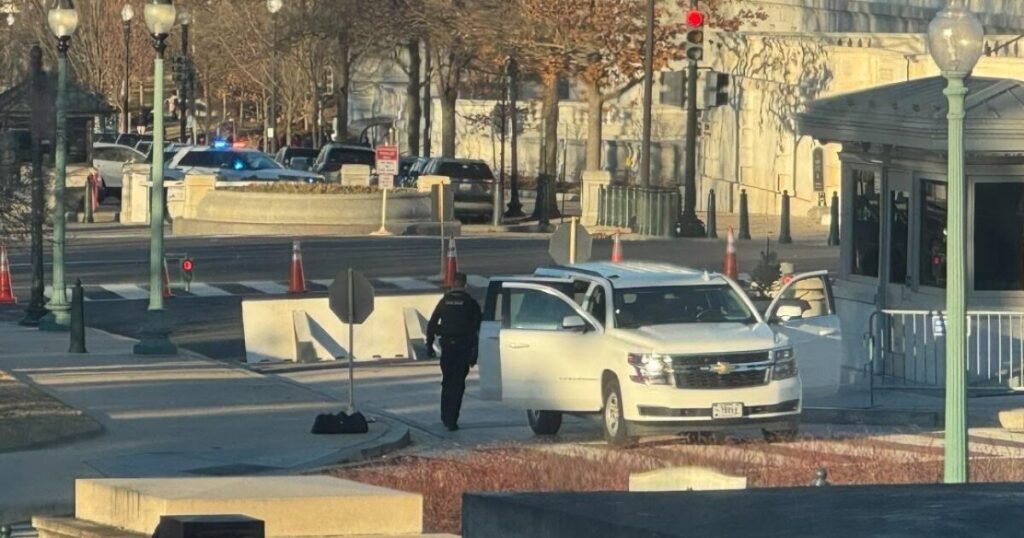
[799,76,1024,397]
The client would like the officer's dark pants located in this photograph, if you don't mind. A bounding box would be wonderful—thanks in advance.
[440,337,473,428]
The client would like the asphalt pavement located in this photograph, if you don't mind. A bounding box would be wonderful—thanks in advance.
[3,225,839,362]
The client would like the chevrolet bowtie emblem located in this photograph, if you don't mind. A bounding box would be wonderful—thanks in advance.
[712,361,734,375]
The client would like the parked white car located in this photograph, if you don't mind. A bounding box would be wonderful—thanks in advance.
[92,142,144,192]
[477,262,841,445]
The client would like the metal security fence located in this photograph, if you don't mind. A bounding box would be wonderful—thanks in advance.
[596,185,680,237]
[865,309,1024,399]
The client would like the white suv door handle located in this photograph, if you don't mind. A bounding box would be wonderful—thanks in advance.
[508,343,530,349]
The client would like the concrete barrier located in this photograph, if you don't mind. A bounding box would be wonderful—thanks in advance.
[242,293,442,363]
[72,477,423,537]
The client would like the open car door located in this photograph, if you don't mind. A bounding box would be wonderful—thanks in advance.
[478,276,573,401]
[765,271,843,398]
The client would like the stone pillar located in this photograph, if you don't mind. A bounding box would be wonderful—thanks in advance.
[126,167,150,224]
[581,170,611,226]
[183,174,217,219]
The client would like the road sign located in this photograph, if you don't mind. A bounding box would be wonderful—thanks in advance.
[329,269,375,325]
[548,219,593,265]
[375,145,399,177]
[379,174,395,190]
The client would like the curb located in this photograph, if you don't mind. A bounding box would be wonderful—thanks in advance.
[249,357,438,375]
[299,418,413,473]
[802,406,941,428]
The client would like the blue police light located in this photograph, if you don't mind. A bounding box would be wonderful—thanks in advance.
[213,139,229,149]
[232,159,244,171]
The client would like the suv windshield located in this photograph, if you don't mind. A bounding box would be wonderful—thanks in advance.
[178,151,282,171]
[613,285,755,328]
[436,161,494,180]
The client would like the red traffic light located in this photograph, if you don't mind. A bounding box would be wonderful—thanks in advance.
[686,9,705,28]
[182,259,194,272]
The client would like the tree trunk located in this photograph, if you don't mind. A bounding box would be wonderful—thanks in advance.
[422,41,432,157]
[285,100,293,145]
[440,85,457,158]
[541,77,559,176]
[585,80,603,171]
[334,40,351,143]
[534,76,561,220]
[405,40,421,156]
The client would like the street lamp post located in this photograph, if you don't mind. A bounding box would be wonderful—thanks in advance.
[926,0,984,484]
[121,4,134,134]
[177,7,190,143]
[134,0,178,356]
[639,0,654,188]
[504,56,524,218]
[267,0,282,153]
[38,0,78,332]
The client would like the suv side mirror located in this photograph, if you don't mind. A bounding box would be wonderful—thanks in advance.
[774,304,804,322]
[562,315,588,332]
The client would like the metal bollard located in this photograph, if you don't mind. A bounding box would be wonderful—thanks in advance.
[827,190,840,246]
[778,190,793,244]
[84,175,95,224]
[538,176,551,227]
[738,188,751,240]
[706,189,718,239]
[812,467,830,487]
[69,279,87,353]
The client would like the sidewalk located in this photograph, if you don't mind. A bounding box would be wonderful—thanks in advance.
[0,322,409,523]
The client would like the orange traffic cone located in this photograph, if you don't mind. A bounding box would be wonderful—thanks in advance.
[0,244,16,305]
[288,240,306,294]
[162,257,174,299]
[611,232,624,263]
[443,237,459,289]
[723,227,738,280]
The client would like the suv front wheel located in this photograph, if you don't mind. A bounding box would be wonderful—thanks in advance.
[602,378,633,447]
[527,410,562,435]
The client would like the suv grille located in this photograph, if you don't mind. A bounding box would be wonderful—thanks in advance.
[671,352,771,389]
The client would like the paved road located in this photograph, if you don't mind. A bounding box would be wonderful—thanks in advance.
[4,231,839,361]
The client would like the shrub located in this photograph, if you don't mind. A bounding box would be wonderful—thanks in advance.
[224,184,415,195]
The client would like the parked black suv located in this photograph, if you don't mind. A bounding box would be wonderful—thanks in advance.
[312,143,376,182]
[420,158,496,220]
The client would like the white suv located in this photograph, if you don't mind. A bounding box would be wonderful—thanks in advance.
[477,262,841,445]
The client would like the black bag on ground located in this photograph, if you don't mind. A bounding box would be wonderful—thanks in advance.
[311,410,369,434]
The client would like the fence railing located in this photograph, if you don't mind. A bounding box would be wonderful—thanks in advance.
[596,185,680,237]
[865,309,1024,402]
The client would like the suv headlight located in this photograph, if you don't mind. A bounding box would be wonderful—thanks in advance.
[627,353,672,385]
[770,347,798,380]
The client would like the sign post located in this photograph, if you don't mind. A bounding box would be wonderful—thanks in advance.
[372,145,399,236]
[328,269,375,412]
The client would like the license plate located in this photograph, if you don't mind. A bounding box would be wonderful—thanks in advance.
[712,402,744,419]
[458,182,475,192]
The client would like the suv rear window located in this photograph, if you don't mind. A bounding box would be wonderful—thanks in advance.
[436,161,494,180]
[613,285,755,328]
[177,151,237,168]
[325,147,374,166]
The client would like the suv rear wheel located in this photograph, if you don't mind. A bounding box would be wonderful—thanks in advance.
[527,410,562,435]
[602,378,633,447]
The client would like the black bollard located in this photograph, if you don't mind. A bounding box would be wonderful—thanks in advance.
[706,189,718,239]
[69,279,87,354]
[778,190,793,244]
[812,467,830,487]
[84,177,94,224]
[538,176,551,227]
[827,190,840,246]
[738,188,751,240]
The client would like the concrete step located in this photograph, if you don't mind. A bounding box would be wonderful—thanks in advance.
[74,476,423,537]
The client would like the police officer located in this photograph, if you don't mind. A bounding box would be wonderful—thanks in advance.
[426,272,482,431]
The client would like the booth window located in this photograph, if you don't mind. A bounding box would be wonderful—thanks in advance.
[974,182,1024,291]
[851,170,880,277]
[890,191,909,284]
[919,180,947,288]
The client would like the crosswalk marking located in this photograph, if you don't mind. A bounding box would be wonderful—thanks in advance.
[102,283,150,300]
[378,277,439,291]
[185,283,232,297]
[239,281,290,295]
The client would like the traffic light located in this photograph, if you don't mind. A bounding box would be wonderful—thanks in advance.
[181,258,194,289]
[703,71,730,108]
[685,9,705,62]
[659,71,687,107]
